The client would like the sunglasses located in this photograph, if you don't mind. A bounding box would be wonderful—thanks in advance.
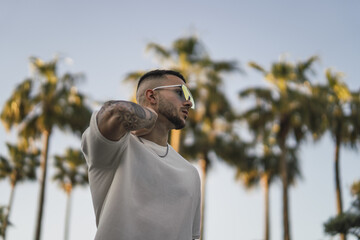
[152,84,195,109]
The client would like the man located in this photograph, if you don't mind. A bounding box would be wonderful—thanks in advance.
[81,69,201,240]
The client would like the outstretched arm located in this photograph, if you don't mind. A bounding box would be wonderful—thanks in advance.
[96,100,157,141]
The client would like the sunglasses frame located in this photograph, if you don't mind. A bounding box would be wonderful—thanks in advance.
[152,84,195,109]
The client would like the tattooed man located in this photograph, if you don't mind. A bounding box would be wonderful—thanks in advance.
[81,70,201,240]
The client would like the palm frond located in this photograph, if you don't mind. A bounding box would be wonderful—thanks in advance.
[248,61,266,74]
[146,43,171,59]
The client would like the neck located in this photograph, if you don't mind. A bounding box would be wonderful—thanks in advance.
[140,121,170,146]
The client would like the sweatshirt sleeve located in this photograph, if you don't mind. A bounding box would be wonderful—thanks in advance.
[81,111,130,169]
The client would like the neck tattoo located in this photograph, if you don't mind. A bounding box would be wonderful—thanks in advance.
[137,137,169,158]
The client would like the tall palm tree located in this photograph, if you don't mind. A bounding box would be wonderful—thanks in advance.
[311,69,360,240]
[243,145,300,240]
[0,142,40,239]
[217,135,278,240]
[53,148,88,240]
[0,56,92,240]
[243,56,318,240]
[238,88,303,240]
[124,36,241,239]
[236,87,280,240]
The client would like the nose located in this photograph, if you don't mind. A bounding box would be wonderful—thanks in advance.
[183,99,193,109]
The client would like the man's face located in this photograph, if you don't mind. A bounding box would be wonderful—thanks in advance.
[155,75,193,129]
[158,96,186,129]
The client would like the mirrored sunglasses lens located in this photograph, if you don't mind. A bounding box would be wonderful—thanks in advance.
[182,85,195,109]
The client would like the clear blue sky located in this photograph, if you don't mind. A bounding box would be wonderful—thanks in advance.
[0,1,359,240]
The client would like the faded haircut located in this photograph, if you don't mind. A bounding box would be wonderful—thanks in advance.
[136,69,186,90]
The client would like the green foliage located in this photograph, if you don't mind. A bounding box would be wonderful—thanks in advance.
[324,181,360,239]
[0,137,40,239]
[0,143,40,186]
[0,157,12,180]
[313,69,360,240]
[241,57,320,147]
[239,56,316,187]
[0,138,40,238]
[311,69,360,148]
[241,56,319,240]
[53,148,88,193]
[3,143,40,185]
[324,213,360,238]
[0,80,33,131]
[0,56,93,239]
[0,57,92,138]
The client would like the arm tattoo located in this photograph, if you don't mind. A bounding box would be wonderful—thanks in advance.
[130,102,146,119]
[99,100,155,131]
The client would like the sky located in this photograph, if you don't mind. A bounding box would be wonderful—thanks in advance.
[0,1,359,240]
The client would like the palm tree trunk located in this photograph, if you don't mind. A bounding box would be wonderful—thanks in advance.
[199,157,208,240]
[262,174,270,240]
[64,186,72,240]
[170,129,181,152]
[3,181,16,240]
[335,134,346,240]
[279,139,291,240]
[34,130,51,240]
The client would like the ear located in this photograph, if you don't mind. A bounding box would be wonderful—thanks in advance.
[145,89,157,106]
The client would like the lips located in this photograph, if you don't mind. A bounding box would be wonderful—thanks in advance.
[182,109,189,118]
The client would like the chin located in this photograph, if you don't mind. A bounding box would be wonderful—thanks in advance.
[174,124,185,130]
[173,119,186,130]
[162,110,186,130]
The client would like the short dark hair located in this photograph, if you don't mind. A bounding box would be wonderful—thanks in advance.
[137,69,186,90]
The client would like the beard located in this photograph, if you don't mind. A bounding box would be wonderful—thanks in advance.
[158,98,186,129]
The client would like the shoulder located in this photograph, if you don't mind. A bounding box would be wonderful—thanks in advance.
[81,111,132,166]
[169,146,200,177]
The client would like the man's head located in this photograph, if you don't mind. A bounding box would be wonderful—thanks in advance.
[136,70,185,103]
[136,69,186,90]
[136,69,193,129]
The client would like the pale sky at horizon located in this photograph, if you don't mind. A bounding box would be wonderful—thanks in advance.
[0,1,359,240]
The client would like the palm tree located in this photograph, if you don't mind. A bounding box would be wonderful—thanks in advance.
[180,79,239,240]
[242,56,318,240]
[237,92,303,240]
[311,69,360,240]
[0,56,92,240]
[53,148,88,240]
[256,150,279,240]
[0,142,40,239]
[249,146,300,240]
[218,134,279,240]
[124,36,241,239]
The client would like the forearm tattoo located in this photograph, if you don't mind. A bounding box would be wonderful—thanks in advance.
[98,101,155,131]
